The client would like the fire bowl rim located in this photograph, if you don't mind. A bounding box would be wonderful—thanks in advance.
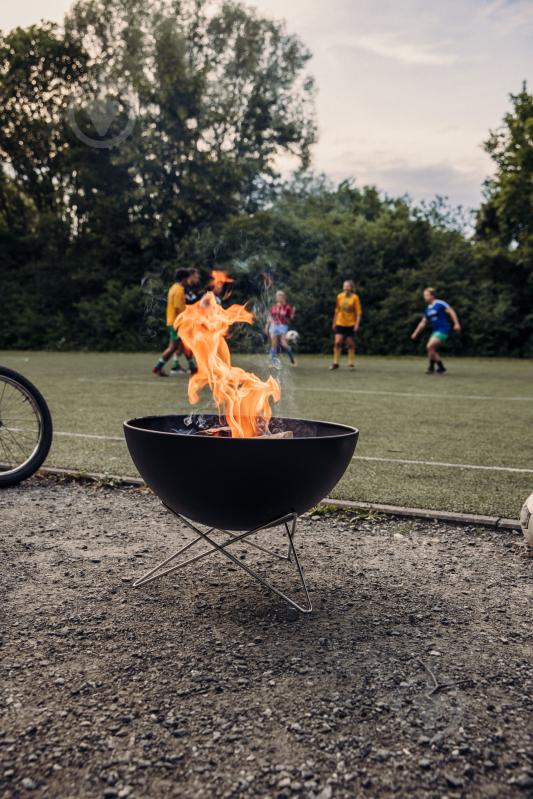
[123,414,358,440]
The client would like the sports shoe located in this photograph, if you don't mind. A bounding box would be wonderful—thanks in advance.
[152,366,168,377]
[436,363,447,374]
[169,366,186,375]
[426,363,435,374]
[348,363,355,369]
[329,363,339,370]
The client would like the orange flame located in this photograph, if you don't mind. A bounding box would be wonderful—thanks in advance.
[210,270,234,286]
[176,292,280,438]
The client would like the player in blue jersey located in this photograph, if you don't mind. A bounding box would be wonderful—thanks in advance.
[411,287,461,373]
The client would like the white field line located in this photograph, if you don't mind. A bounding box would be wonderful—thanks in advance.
[299,387,533,402]
[76,378,533,402]
[54,430,124,441]
[78,378,178,386]
[44,428,533,474]
[351,455,533,474]
[12,427,123,442]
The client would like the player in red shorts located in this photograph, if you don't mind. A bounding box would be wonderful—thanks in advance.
[265,290,296,367]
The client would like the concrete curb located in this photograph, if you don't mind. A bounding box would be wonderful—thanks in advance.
[323,498,520,531]
[39,465,144,487]
[37,465,521,532]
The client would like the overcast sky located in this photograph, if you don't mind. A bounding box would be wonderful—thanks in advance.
[2,0,532,209]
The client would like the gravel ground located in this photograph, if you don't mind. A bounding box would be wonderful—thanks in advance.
[1,477,532,799]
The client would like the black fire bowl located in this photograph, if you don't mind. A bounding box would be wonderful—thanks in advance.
[123,415,358,531]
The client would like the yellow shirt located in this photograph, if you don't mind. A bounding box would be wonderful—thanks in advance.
[335,292,362,327]
[166,282,186,326]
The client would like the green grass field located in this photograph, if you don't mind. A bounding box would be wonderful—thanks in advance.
[2,350,532,517]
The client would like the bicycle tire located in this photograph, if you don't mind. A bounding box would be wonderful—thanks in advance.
[0,366,53,487]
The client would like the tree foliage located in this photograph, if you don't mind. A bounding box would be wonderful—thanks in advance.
[475,83,533,356]
[0,1,315,349]
[0,5,531,357]
[171,180,481,355]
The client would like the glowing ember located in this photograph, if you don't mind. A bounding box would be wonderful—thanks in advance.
[176,292,280,438]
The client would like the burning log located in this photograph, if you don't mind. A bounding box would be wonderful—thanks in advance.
[194,425,293,439]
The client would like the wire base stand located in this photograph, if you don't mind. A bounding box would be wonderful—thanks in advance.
[132,508,312,613]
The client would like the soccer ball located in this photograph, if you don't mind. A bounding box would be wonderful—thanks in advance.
[519,492,533,548]
[286,329,300,344]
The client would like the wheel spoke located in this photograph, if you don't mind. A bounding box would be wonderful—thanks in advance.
[2,390,31,413]
[0,431,16,470]
[3,426,32,458]
[7,428,39,438]
[0,435,13,468]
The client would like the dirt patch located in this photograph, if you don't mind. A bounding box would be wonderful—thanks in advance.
[1,477,532,799]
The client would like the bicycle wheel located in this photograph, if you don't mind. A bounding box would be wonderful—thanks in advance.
[0,366,53,487]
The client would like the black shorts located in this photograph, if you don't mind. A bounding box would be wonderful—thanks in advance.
[334,325,355,337]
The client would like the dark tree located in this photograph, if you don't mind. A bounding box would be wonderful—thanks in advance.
[0,1,316,348]
[475,83,533,356]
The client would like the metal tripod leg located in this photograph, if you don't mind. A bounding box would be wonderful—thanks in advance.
[131,511,312,613]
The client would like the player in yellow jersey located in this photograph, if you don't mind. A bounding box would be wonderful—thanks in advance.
[330,280,362,370]
[152,268,192,376]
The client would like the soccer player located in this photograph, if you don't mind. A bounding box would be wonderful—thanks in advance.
[266,290,296,366]
[152,268,190,377]
[185,268,202,305]
[330,280,362,370]
[168,267,201,374]
[411,287,461,374]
